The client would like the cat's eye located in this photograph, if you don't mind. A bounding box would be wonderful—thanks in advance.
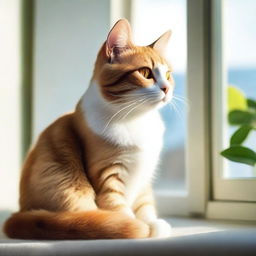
[166,70,172,80]
[138,67,154,79]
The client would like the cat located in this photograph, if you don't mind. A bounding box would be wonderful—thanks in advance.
[4,19,174,239]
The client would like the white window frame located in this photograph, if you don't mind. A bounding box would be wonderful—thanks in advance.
[22,0,256,221]
[125,0,210,217]
[126,0,256,220]
[207,0,256,221]
[211,0,256,202]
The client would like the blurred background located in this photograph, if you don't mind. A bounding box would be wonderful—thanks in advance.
[223,0,256,178]
[0,0,187,212]
[0,0,255,214]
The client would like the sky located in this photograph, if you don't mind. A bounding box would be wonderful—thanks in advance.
[225,0,256,69]
[132,0,256,72]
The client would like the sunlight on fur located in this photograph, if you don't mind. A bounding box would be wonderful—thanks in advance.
[4,19,175,240]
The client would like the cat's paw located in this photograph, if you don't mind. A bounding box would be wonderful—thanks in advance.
[148,219,172,238]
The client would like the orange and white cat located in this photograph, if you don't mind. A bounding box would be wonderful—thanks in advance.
[4,19,174,239]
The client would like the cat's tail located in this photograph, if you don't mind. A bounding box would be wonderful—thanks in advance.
[3,210,150,239]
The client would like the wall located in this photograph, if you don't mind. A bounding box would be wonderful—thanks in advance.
[33,0,111,139]
[0,0,21,211]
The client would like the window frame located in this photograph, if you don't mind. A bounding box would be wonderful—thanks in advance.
[208,0,256,221]
[21,0,256,221]
[128,0,211,217]
[128,0,256,220]
[211,0,256,203]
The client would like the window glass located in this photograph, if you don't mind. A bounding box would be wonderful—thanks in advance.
[224,0,256,178]
[133,0,187,191]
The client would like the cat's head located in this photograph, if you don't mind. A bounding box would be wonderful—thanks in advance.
[93,19,174,115]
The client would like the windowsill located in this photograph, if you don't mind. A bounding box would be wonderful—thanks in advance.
[1,213,256,255]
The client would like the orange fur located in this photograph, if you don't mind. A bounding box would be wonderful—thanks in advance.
[4,19,173,239]
[4,210,149,239]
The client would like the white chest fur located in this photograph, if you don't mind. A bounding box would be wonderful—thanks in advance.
[109,113,164,203]
[81,82,165,203]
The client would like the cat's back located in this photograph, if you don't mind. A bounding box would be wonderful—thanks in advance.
[20,112,84,208]
[26,112,79,158]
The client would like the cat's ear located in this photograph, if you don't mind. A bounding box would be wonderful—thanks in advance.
[106,19,133,62]
[150,30,172,57]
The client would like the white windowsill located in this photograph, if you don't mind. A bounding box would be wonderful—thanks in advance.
[1,212,256,255]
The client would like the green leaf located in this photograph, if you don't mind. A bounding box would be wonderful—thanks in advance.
[221,145,256,166]
[228,110,254,125]
[228,86,247,112]
[247,98,256,110]
[230,125,252,145]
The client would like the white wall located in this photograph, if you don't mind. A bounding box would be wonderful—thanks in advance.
[33,0,111,139]
[0,0,21,211]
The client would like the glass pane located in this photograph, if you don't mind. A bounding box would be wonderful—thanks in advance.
[133,0,187,191]
[224,0,256,178]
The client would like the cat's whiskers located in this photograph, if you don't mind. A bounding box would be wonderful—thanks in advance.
[120,98,150,121]
[174,94,187,100]
[164,93,188,120]
[110,92,161,108]
[168,100,183,120]
[120,95,161,121]
[102,98,147,133]
[109,91,160,100]
[103,93,159,133]
[172,95,189,107]
[103,96,139,108]
[123,92,159,97]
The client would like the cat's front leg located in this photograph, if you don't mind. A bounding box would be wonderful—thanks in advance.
[133,185,172,238]
[94,165,135,218]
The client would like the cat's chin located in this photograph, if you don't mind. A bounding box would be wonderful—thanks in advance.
[154,96,171,110]
[163,92,173,102]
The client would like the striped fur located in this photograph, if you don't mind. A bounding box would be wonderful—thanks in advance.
[4,19,173,239]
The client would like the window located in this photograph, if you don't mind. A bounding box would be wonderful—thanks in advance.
[132,0,187,193]
[211,0,256,203]
[30,0,208,217]
[224,0,256,180]
[131,0,209,216]
[1,0,255,222]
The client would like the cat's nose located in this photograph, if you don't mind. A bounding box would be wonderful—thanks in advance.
[160,84,169,95]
